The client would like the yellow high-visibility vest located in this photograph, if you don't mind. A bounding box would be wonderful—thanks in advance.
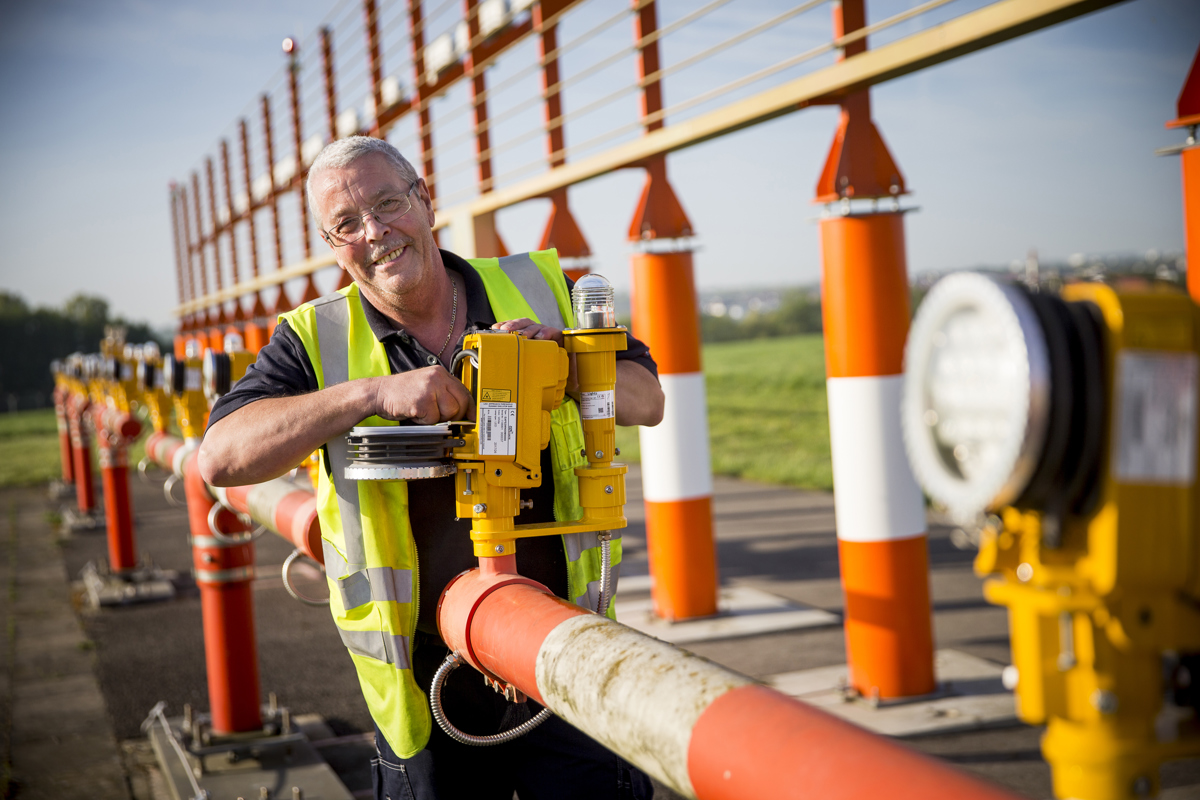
[282,250,621,757]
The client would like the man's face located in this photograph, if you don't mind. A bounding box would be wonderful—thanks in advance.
[311,152,438,302]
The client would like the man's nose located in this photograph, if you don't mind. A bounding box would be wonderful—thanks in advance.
[362,213,391,241]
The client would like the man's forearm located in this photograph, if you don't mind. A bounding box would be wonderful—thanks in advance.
[614,360,664,428]
[199,377,380,487]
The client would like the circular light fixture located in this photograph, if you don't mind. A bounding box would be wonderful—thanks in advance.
[282,37,296,54]
[902,273,1051,523]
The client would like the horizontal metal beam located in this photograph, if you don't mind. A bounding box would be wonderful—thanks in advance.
[176,0,1125,317]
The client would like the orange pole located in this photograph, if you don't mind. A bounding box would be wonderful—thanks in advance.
[438,563,1018,800]
[627,0,715,621]
[263,93,290,334]
[239,118,270,352]
[535,9,591,279]
[54,385,74,486]
[630,244,717,620]
[183,455,263,734]
[94,409,142,573]
[1169,47,1200,303]
[815,0,934,699]
[69,395,96,515]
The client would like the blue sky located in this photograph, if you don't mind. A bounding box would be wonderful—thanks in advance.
[1,0,1197,330]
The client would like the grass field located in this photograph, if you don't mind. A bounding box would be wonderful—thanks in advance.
[0,407,154,489]
[0,408,63,488]
[617,334,832,491]
[2,336,831,491]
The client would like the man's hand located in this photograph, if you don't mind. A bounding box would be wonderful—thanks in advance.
[490,317,664,428]
[374,366,474,424]
[491,317,564,345]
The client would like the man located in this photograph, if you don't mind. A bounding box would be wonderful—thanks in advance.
[198,135,663,800]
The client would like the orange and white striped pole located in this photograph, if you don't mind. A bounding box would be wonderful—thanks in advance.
[815,0,934,699]
[628,159,717,623]
[437,564,1018,800]
[628,1,717,621]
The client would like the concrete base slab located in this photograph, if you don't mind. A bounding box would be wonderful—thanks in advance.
[62,507,103,532]
[767,649,1020,738]
[613,585,840,644]
[47,480,74,502]
[147,710,354,800]
[80,560,177,607]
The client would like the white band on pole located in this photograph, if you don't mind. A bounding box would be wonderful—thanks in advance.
[827,375,926,542]
[639,372,713,503]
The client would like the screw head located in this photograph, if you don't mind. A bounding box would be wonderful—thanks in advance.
[594,450,603,459]
[494,545,505,554]
[473,503,486,514]
[604,485,613,494]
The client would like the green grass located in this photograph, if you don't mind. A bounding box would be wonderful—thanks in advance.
[0,407,157,489]
[0,409,62,487]
[618,334,832,491]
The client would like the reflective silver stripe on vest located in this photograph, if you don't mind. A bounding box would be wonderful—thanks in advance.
[564,531,622,610]
[575,564,621,610]
[338,566,413,610]
[563,530,619,562]
[336,628,412,669]
[323,539,350,578]
[312,294,416,614]
[498,253,564,329]
[312,293,367,571]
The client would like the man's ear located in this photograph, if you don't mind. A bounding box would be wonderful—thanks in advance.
[417,179,435,226]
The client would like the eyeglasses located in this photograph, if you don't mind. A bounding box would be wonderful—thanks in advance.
[321,182,420,247]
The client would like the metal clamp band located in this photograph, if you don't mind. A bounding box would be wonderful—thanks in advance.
[163,474,184,507]
[282,548,330,607]
[206,503,266,545]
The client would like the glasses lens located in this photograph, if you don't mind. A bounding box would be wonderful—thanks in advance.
[326,192,413,246]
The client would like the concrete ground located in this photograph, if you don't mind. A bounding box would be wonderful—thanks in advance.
[2,464,1198,799]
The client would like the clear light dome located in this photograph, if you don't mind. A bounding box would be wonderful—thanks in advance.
[572,273,616,329]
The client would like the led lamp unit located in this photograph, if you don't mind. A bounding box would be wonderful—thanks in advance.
[572,273,616,329]
[902,273,1106,532]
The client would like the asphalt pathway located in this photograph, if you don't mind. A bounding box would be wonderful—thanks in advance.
[4,464,1199,799]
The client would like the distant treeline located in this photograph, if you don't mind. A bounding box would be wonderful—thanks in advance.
[699,289,823,343]
[0,292,165,412]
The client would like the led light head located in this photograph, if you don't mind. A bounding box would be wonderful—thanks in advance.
[223,332,246,353]
[203,349,232,404]
[902,273,1051,523]
[184,339,202,360]
[572,274,616,329]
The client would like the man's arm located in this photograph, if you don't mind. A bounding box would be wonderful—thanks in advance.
[198,367,474,487]
[491,318,664,427]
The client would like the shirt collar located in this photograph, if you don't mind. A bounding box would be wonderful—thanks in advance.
[357,249,495,344]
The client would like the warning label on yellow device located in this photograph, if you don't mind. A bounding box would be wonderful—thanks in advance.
[480,388,512,402]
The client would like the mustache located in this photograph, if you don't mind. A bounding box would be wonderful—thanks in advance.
[368,237,415,263]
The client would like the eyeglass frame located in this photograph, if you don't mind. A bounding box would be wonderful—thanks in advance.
[319,180,422,247]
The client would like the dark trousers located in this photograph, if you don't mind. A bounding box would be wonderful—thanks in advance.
[371,633,653,800]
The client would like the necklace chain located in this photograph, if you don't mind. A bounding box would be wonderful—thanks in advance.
[436,274,458,361]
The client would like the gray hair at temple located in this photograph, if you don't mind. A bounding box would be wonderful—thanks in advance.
[306,136,420,221]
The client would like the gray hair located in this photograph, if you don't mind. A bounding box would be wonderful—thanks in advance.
[306,136,420,223]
